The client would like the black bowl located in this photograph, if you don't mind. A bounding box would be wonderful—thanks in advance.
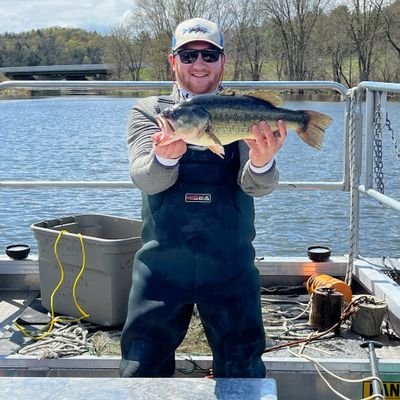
[307,245,331,262]
[5,244,31,260]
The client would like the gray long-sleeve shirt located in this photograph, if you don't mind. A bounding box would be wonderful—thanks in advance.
[127,92,279,197]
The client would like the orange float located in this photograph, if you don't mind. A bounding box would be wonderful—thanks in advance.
[306,273,352,303]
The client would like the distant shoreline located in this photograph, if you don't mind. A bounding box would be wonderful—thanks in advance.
[0,75,31,98]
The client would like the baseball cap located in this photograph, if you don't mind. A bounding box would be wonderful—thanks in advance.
[172,18,224,51]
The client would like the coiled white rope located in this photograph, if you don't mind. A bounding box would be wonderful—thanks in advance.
[18,322,88,359]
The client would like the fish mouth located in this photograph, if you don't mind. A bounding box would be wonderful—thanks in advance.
[157,115,176,132]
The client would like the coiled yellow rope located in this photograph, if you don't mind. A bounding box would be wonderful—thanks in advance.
[15,230,90,340]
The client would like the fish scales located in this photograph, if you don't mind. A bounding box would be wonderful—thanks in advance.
[206,98,306,142]
[182,95,311,145]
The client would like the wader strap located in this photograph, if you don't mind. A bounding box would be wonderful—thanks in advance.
[134,95,174,124]
[156,96,175,113]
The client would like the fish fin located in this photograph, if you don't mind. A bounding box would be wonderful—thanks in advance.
[156,115,176,132]
[208,144,225,158]
[155,117,178,146]
[243,90,284,107]
[218,88,236,96]
[205,126,223,146]
[297,111,333,150]
[219,88,283,107]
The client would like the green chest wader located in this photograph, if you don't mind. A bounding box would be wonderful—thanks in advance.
[120,100,266,378]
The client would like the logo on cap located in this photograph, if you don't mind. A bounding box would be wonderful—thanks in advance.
[183,25,209,35]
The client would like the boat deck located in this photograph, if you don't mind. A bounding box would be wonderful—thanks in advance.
[1,256,400,399]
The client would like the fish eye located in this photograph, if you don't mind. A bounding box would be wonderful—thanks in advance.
[162,108,175,119]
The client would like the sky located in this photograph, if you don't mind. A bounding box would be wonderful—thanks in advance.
[0,0,134,34]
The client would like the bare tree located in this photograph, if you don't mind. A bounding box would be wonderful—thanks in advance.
[315,5,354,85]
[112,0,394,83]
[262,0,329,81]
[381,0,400,58]
[104,32,125,79]
[105,24,149,80]
[228,0,270,80]
[373,0,400,80]
[345,0,384,81]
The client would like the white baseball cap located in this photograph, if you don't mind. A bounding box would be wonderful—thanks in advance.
[172,18,224,51]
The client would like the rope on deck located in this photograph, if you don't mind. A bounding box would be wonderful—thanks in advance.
[17,322,88,359]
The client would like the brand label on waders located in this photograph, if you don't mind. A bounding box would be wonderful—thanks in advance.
[185,193,212,203]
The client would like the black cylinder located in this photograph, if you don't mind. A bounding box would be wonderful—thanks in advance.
[310,287,343,332]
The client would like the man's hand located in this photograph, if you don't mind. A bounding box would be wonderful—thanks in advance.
[244,120,288,167]
[152,116,187,159]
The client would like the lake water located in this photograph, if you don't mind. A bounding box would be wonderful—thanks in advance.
[1,95,399,258]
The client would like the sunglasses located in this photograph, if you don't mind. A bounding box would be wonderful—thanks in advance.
[173,49,223,64]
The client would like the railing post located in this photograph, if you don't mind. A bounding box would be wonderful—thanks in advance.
[364,89,376,190]
[343,96,352,192]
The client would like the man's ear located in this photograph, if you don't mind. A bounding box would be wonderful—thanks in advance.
[168,53,176,81]
[168,53,175,67]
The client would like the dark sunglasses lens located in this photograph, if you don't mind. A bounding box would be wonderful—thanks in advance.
[177,49,221,64]
[179,50,198,64]
[201,50,220,62]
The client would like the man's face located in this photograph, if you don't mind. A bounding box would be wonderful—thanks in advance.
[169,41,225,95]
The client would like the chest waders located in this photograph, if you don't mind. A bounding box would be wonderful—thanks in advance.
[120,98,266,378]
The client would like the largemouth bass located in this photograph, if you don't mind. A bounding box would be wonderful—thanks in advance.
[156,89,332,157]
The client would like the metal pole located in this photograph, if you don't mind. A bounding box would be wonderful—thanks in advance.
[360,340,383,399]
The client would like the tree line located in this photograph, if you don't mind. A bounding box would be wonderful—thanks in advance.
[2,0,400,86]
[0,27,105,67]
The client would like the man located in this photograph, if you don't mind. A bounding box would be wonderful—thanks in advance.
[120,17,287,378]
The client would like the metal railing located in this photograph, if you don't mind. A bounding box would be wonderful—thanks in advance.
[342,81,400,266]
[0,80,349,190]
[1,79,399,259]
[355,81,400,211]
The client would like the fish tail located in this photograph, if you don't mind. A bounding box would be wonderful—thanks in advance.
[297,111,332,150]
